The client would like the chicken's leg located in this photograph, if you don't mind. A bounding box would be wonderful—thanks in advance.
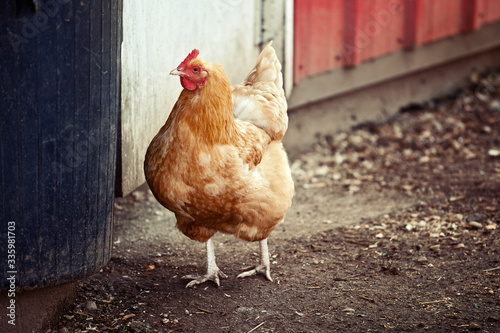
[237,238,273,281]
[182,238,227,288]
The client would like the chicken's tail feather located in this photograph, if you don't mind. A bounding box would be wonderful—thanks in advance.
[243,41,283,90]
[232,41,288,141]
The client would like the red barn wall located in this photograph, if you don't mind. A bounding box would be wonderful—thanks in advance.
[294,0,500,84]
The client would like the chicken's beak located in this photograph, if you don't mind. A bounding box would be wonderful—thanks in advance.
[170,68,182,76]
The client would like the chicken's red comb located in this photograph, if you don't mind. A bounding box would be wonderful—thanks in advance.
[177,49,199,70]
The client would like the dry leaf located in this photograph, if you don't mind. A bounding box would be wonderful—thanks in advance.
[123,314,136,320]
[401,185,413,192]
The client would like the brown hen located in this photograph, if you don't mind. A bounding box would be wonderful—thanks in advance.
[144,42,294,288]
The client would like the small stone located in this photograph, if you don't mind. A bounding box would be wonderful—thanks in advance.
[430,245,440,252]
[401,185,414,192]
[419,155,430,163]
[469,322,481,330]
[334,152,346,165]
[349,185,361,194]
[331,173,342,181]
[470,72,479,84]
[131,191,145,201]
[489,99,500,110]
[468,221,483,229]
[84,300,98,312]
[466,214,487,222]
[488,149,500,157]
[315,165,329,176]
[237,307,254,313]
[485,224,497,230]
[417,256,428,264]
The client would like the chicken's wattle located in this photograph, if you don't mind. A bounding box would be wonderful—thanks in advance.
[180,76,197,91]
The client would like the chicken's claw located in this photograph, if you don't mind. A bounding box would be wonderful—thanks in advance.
[182,238,227,288]
[237,238,273,282]
[182,269,228,288]
[237,264,273,281]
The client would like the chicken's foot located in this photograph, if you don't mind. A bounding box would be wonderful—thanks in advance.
[182,238,227,288]
[237,238,273,281]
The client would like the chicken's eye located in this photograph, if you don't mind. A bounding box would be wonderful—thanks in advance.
[193,67,199,72]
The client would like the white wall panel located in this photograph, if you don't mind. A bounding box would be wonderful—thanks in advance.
[119,0,260,195]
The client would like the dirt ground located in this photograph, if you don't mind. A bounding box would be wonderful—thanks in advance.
[54,71,500,332]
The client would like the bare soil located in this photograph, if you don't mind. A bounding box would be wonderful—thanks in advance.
[54,71,500,332]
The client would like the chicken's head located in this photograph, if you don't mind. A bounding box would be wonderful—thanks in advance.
[170,49,208,91]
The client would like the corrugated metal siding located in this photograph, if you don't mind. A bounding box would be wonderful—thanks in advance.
[294,0,346,80]
[483,0,500,23]
[294,0,500,84]
[348,0,406,65]
[409,0,463,46]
